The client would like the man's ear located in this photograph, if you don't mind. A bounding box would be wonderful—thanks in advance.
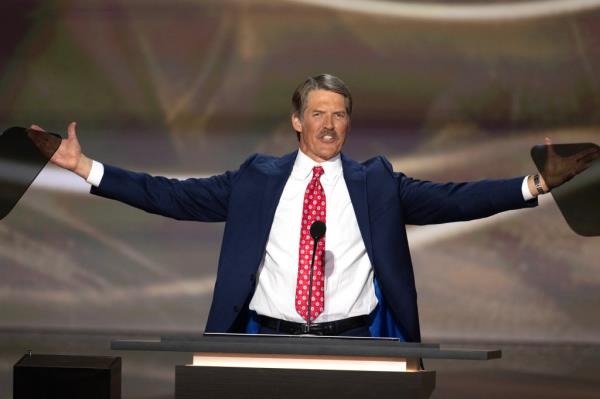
[291,113,303,133]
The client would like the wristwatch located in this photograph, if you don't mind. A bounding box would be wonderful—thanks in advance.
[533,174,545,195]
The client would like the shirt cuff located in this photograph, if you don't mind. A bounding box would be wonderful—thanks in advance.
[521,176,535,201]
[86,160,104,187]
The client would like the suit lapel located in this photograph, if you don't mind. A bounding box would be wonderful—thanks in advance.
[258,151,297,246]
[342,154,374,263]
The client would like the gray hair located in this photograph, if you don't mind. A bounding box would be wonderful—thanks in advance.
[291,74,353,119]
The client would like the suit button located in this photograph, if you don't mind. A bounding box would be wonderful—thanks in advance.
[233,305,240,313]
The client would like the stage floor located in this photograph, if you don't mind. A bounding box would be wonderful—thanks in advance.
[1,330,599,399]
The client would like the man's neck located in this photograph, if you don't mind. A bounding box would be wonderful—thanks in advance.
[297,148,341,164]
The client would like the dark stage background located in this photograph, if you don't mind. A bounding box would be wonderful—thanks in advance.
[1,0,599,398]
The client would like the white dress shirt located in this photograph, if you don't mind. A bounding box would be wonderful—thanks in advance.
[248,150,378,323]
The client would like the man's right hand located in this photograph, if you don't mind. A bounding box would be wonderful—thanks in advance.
[29,122,93,180]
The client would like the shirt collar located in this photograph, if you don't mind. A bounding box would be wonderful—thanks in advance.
[292,149,342,181]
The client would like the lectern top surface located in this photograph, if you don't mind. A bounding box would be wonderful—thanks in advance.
[166,332,434,347]
[110,333,501,361]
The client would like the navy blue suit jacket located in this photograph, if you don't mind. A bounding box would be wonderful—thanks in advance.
[91,151,536,342]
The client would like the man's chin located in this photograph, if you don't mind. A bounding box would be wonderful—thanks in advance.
[316,150,341,161]
[300,143,342,162]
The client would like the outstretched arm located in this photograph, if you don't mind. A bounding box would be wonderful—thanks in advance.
[396,137,599,225]
[29,122,246,222]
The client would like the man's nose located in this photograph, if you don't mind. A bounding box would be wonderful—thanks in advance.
[323,114,334,129]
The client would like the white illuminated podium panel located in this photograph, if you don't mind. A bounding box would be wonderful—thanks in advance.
[111,333,500,399]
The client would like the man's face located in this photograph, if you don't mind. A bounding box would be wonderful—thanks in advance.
[292,89,350,162]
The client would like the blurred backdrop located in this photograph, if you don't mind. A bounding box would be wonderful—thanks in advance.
[1,0,599,397]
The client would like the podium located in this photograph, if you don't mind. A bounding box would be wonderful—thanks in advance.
[13,354,121,399]
[111,333,500,399]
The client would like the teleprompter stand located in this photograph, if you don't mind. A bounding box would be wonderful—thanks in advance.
[111,333,500,399]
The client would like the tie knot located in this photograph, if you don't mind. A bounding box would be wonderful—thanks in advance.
[312,166,324,179]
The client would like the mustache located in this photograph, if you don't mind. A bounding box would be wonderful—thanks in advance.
[318,130,338,140]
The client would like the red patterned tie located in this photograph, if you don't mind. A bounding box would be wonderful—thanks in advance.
[295,166,326,322]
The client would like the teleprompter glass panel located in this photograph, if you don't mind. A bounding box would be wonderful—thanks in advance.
[0,127,61,220]
[531,143,600,237]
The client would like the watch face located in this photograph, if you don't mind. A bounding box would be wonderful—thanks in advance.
[533,174,544,194]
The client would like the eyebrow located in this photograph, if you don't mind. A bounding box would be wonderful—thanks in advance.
[311,109,346,114]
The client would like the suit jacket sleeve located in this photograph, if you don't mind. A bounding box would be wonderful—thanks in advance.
[89,154,258,222]
[389,165,537,225]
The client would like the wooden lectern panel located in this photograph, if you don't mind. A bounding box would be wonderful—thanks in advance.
[176,365,435,399]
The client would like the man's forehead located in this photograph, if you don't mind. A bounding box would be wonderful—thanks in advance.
[305,89,346,110]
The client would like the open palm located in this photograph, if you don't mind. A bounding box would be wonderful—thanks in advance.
[29,122,91,178]
[542,138,600,189]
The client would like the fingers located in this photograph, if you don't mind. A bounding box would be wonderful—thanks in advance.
[67,121,77,140]
[575,162,591,175]
[29,124,46,132]
[544,137,552,145]
[569,148,600,169]
[579,148,600,165]
[571,147,598,176]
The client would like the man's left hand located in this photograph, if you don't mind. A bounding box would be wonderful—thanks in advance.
[529,137,600,196]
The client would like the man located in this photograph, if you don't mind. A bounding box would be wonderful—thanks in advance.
[31,74,595,342]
